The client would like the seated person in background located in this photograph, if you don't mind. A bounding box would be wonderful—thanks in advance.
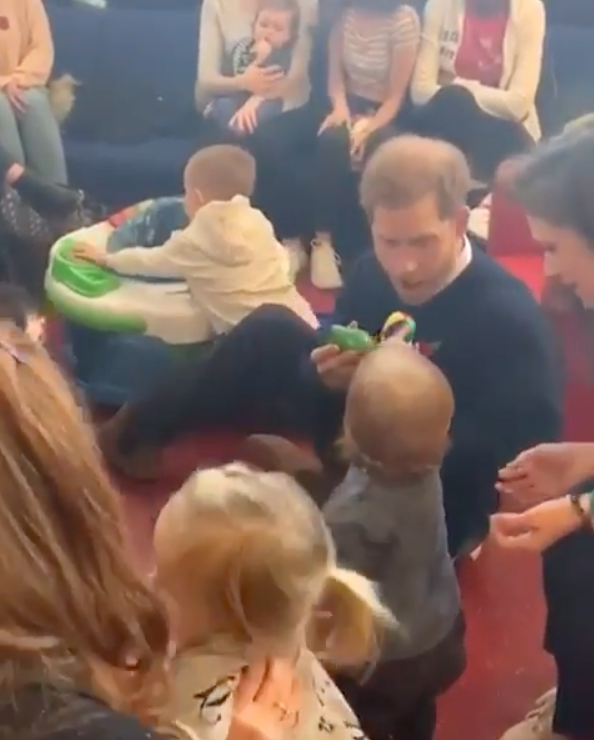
[206,0,300,133]
[308,0,420,288]
[251,343,465,740]
[0,143,78,218]
[74,144,318,342]
[153,462,393,740]
[0,0,68,184]
[409,0,545,182]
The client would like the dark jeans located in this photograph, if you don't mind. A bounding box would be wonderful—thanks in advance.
[335,614,466,740]
[553,651,594,739]
[543,521,594,739]
[410,85,533,182]
[315,98,398,265]
[199,105,317,239]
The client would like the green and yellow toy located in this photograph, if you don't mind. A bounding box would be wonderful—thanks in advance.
[328,311,416,351]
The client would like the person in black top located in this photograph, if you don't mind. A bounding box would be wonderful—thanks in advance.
[0,322,295,740]
[100,135,562,558]
[485,124,594,740]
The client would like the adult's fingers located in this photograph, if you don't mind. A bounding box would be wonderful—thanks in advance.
[255,658,296,708]
[495,478,537,501]
[234,659,268,711]
[498,462,530,481]
[10,93,26,113]
[262,65,284,77]
[310,344,341,364]
[490,512,532,538]
[316,350,362,376]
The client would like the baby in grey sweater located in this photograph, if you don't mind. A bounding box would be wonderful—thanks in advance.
[241,342,465,740]
[325,343,465,740]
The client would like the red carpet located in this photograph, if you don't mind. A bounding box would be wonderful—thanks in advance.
[119,257,589,740]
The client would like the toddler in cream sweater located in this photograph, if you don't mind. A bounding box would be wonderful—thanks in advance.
[74,145,318,338]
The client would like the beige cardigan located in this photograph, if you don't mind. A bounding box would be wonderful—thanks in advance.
[411,0,545,140]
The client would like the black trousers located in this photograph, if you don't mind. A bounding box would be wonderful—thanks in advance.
[335,615,466,740]
[543,524,594,739]
[315,104,398,265]
[117,305,344,456]
[199,105,317,239]
[409,85,533,182]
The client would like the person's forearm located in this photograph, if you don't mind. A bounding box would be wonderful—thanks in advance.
[197,73,246,100]
[568,443,594,481]
[368,95,404,130]
[327,21,347,109]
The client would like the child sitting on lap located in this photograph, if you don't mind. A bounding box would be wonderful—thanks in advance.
[206,0,299,132]
[243,342,466,740]
[74,145,317,338]
[152,463,394,740]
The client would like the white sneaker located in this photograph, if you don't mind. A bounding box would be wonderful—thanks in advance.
[499,688,566,740]
[310,236,343,290]
[283,238,308,281]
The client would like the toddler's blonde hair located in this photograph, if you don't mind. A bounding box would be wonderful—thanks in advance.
[184,145,256,201]
[155,463,394,667]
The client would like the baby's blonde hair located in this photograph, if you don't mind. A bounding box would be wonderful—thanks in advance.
[155,463,394,667]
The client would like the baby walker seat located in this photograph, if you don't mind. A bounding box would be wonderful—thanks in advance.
[46,198,210,406]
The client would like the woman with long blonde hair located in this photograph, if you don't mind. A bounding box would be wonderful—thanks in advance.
[0,323,297,740]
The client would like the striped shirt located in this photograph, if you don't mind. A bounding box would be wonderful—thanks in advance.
[341,5,420,103]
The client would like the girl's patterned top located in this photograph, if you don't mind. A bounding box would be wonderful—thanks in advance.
[169,648,368,740]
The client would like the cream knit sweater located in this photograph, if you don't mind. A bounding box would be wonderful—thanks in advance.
[104,196,318,340]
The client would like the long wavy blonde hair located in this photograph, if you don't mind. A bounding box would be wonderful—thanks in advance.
[0,324,169,726]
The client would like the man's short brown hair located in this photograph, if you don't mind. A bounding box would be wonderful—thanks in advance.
[360,135,471,219]
[185,145,257,200]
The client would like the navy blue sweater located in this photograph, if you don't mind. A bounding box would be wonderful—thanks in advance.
[316,248,564,555]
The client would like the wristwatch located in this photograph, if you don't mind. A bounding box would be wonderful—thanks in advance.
[568,490,592,528]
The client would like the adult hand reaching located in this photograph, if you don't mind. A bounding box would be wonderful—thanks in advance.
[350,118,373,163]
[497,442,594,507]
[318,103,351,135]
[4,79,26,113]
[229,658,302,740]
[230,96,263,134]
[491,496,588,552]
[312,322,413,391]
[239,64,284,97]
[311,344,365,391]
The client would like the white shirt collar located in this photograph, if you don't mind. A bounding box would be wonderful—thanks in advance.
[435,237,473,297]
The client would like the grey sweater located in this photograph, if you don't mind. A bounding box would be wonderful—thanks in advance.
[323,466,460,661]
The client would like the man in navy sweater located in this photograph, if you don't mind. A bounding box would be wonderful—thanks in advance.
[101,136,562,557]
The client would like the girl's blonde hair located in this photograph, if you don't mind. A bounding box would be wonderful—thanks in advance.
[0,324,169,726]
[155,463,394,667]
